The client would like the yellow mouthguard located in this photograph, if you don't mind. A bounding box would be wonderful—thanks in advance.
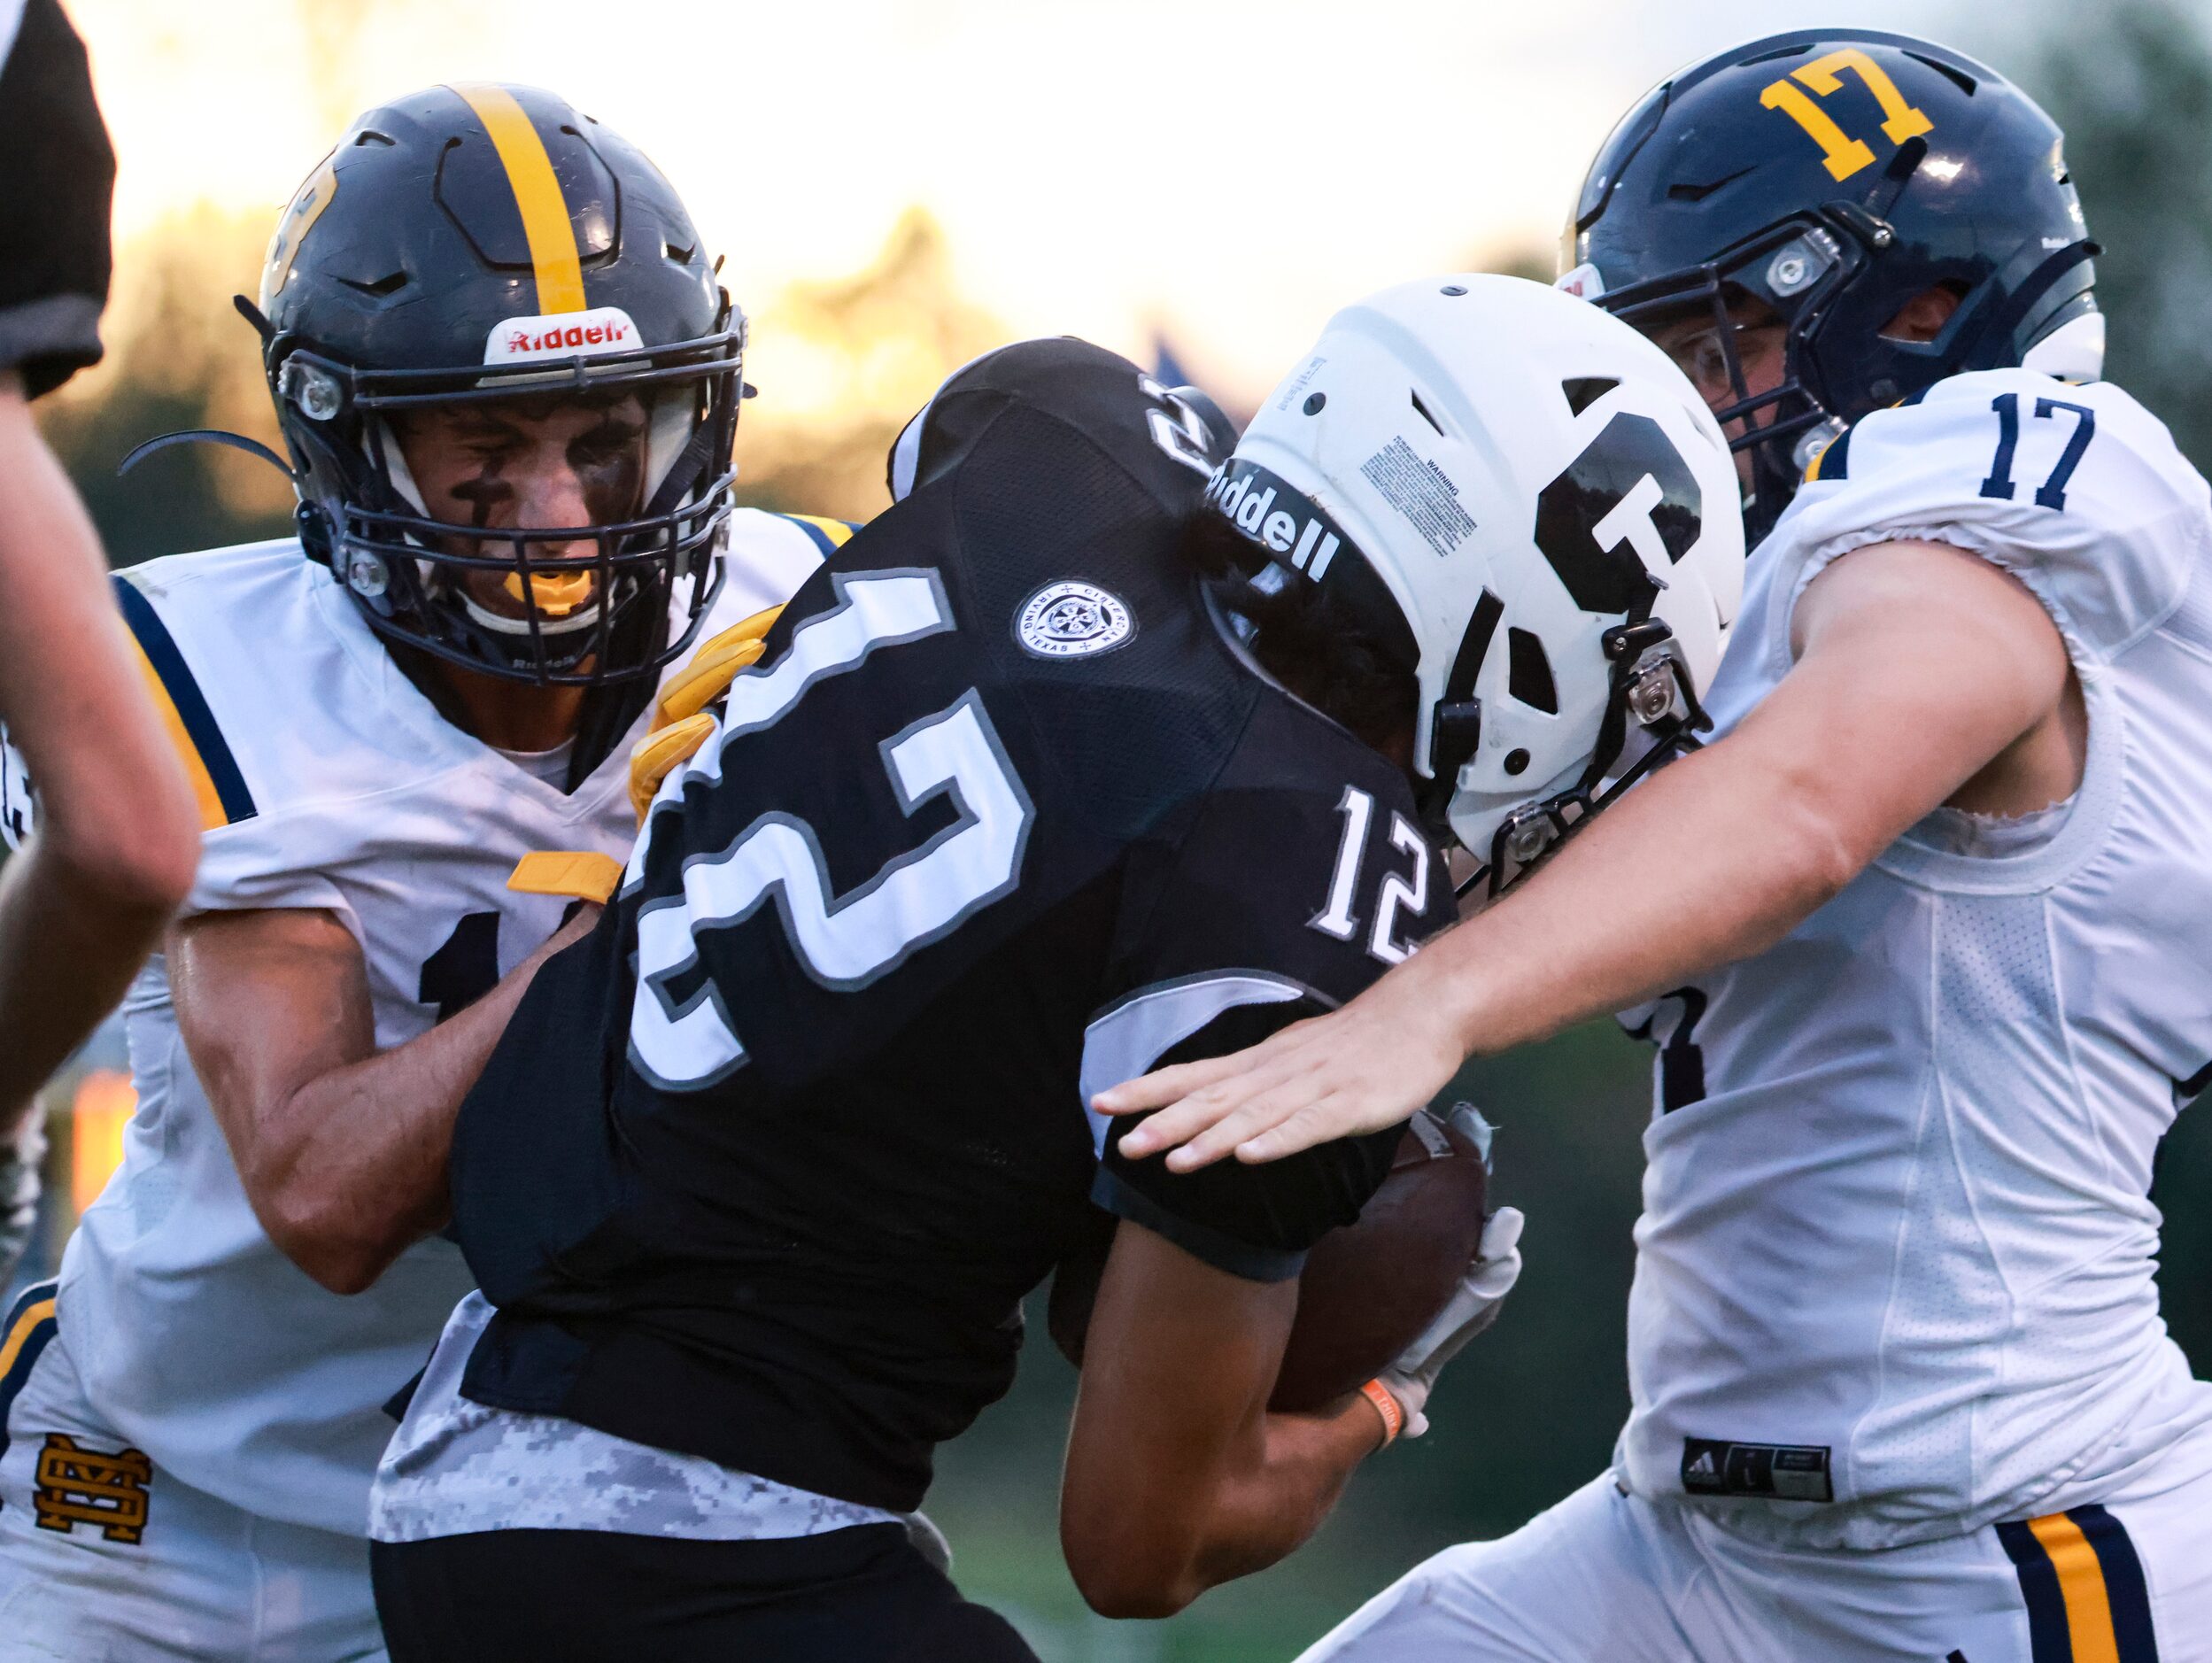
[503,569,596,616]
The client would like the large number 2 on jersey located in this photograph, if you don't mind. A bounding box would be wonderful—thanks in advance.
[1139,375,1216,476]
[627,571,1034,1092]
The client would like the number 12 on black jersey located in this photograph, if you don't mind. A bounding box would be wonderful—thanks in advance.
[1309,785,1431,966]
[628,570,1034,1092]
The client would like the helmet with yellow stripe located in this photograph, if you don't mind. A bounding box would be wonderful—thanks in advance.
[253,84,741,685]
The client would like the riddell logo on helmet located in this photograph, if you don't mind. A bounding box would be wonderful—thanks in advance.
[483,306,642,365]
[1205,460,1350,582]
[1554,263,1606,301]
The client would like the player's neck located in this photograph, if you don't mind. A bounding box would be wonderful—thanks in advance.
[429,661,587,753]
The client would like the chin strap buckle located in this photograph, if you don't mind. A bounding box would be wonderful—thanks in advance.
[1419,698,1482,836]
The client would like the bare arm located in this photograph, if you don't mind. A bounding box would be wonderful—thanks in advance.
[1060,1219,1384,1618]
[0,373,200,1137]
[1101,539,2080,1169]
[171,901,596,1294]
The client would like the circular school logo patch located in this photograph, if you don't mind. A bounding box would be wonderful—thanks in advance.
[1015,582,1134,660]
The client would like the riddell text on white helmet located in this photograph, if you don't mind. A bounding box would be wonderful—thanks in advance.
[1204,459,1352,581]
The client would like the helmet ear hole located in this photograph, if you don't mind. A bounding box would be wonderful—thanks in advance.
[1507,630,1559,715]
[1561,376,1617,416]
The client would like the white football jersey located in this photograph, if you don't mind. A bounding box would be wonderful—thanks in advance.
[1619,369,2212,1550]
[0,509,845,1535]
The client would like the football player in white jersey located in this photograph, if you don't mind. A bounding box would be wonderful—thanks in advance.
[0,84,847,1660]
[1099,32,2212,1660]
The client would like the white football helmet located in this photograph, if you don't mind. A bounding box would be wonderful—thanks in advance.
[1214,275,1744,886]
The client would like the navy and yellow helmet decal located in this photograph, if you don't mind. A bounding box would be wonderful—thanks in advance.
[445,84,592,316]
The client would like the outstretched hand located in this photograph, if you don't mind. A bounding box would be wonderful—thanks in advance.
[1094,957,1469,1172]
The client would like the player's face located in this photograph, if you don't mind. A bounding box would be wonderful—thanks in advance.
[1645,298,1787,491]
[1643,287,1963,493]
[391,392,651,623]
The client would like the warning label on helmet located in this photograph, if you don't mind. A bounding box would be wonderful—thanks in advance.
[1360,437,1475,557]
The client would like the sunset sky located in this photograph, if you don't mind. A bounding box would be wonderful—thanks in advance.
[74,0,2043,405]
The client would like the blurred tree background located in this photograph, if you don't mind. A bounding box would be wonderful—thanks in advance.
[2016,0,2212,1481]
[21,2,2212,1657]
[2024,0,2212,469]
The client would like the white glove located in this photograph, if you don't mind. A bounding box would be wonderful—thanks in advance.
[1375,1203,1524,1438]
[901,1510,954,1577]
[0,1104,47,1286]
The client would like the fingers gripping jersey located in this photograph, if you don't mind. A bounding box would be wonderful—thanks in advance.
[1620,370,2212,1550]
[0,510,841,1535]
[448,340,1450,1512]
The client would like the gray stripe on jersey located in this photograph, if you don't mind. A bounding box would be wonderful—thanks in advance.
[1079,971,1325,1156]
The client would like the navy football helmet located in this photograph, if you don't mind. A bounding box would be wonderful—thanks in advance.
[1562,32,2100,539]
[251,84,741,685]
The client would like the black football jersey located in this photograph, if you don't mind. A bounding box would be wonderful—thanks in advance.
[448,339,1453,1512]
[0,0,113,398]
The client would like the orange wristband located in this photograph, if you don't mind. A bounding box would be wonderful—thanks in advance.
[1359,1380,1404,1446]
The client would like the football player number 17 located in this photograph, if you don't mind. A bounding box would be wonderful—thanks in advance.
[1980,392,2095,511]
[628,572,1033,1092]
[1760,49,1931,183]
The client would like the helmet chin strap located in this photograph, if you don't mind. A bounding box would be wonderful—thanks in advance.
[369,419,462,607]
[640,420,718,522]
[642,393,700,502]
[375,420,430,516]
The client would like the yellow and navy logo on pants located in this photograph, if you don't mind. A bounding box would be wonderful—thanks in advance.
[0,1288,154,1545]
[33,1435,152,1543]
[1997,1505,2159,1663]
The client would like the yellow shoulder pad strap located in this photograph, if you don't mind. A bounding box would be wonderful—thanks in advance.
[507,851,623,905]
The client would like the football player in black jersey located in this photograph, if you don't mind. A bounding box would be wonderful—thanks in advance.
[364,278,1744,1658]
[0,0,200,1278]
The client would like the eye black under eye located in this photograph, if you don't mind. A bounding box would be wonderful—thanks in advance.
[575,422,642,458]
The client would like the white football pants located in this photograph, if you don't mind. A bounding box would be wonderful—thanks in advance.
[0,1285,387,1662]
[1302,1429,2212,1663]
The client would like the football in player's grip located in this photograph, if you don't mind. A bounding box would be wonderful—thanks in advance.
[1052,1105,1514,1419]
